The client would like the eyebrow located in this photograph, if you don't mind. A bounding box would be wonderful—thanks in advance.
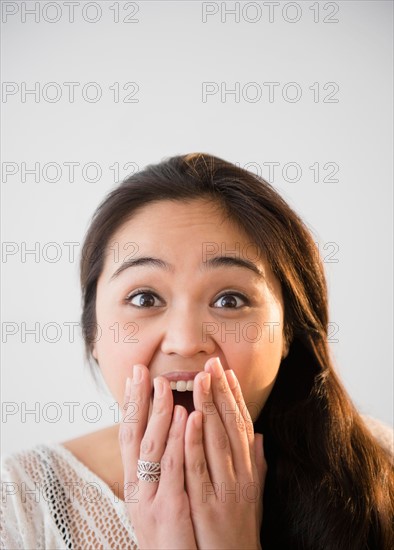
[109,255,264,281]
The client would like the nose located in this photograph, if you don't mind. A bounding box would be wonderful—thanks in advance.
[160,306,217,357]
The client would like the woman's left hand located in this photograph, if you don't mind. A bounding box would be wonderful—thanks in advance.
[184,357,267,550]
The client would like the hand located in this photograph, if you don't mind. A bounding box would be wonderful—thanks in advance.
[119,365,198,550]
[184,357,267,550]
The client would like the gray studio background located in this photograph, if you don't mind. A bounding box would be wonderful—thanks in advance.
[1,0,393,455]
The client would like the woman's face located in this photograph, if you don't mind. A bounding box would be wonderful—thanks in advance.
[93,198,287,421]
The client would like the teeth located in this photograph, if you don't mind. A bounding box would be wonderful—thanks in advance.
[169,380,194,391]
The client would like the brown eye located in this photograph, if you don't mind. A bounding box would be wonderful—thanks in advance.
[127,292,161,308]
[212,293,248,309]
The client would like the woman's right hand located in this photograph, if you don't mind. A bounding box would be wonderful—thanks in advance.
[119,364,198,550]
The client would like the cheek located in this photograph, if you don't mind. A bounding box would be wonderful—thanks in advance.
[94,300,154,404]
[233,359,280,420]
[94,293,140,361]
[228,323,283,420]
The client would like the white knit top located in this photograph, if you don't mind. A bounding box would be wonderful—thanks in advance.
[1,442,138,550]
[1,415,392,550]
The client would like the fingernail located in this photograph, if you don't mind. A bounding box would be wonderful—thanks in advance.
[209,357,222,379]
[133,365,143,384]
[201,373,211,393]
[154,377,164,397]
[225,369,237,389]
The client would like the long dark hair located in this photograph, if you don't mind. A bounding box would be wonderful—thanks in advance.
[80,152,394,548]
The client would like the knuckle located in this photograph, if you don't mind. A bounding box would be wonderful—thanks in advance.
[167,425,182,443]
[214,432,229,450]
[245,419,254,437]
[192,458,207,475]
[160,454,175,473]
[118,421,135,446]
[153,399,171,416]
[121,401,140,424]
[190,431,203,446]
[140,436,155,456]
[124,393,142,410]
[235,414,246,432]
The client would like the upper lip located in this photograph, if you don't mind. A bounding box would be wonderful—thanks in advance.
[160,371,202,382]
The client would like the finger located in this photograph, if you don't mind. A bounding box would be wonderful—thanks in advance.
[157,405,188,499]
[224,368,262,485]
[253,433,267,530]
[137,375,174,502]
[119,364,151,488]
[184,410,215,504]
[224,368,255,455]
[192,371,236,483]
[253,433,267,491]
[204,357,252,476]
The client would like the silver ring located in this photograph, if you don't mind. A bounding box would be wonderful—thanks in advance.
[137,459,161,483]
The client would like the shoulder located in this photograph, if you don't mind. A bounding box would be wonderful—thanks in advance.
[60,424,120,482]
[60,424,117,457]
[360,414,394,458]
[1,443,52,487]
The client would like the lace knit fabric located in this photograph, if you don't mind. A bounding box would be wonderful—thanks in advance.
[1,415,393,550]
[1,442,138,550]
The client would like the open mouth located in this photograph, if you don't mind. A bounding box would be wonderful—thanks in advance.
[172,389,195,415]
[151,387,195,415]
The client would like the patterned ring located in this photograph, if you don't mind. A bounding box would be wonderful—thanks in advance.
[137,459,161,483]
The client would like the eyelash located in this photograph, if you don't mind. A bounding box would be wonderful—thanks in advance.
[124,288,250,309]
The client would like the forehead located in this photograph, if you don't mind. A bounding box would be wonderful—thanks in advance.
[99,198,283,300]
[101,198,272,278]
[111,198,256,249]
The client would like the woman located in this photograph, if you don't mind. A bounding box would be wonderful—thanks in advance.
[1,153,393,549]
